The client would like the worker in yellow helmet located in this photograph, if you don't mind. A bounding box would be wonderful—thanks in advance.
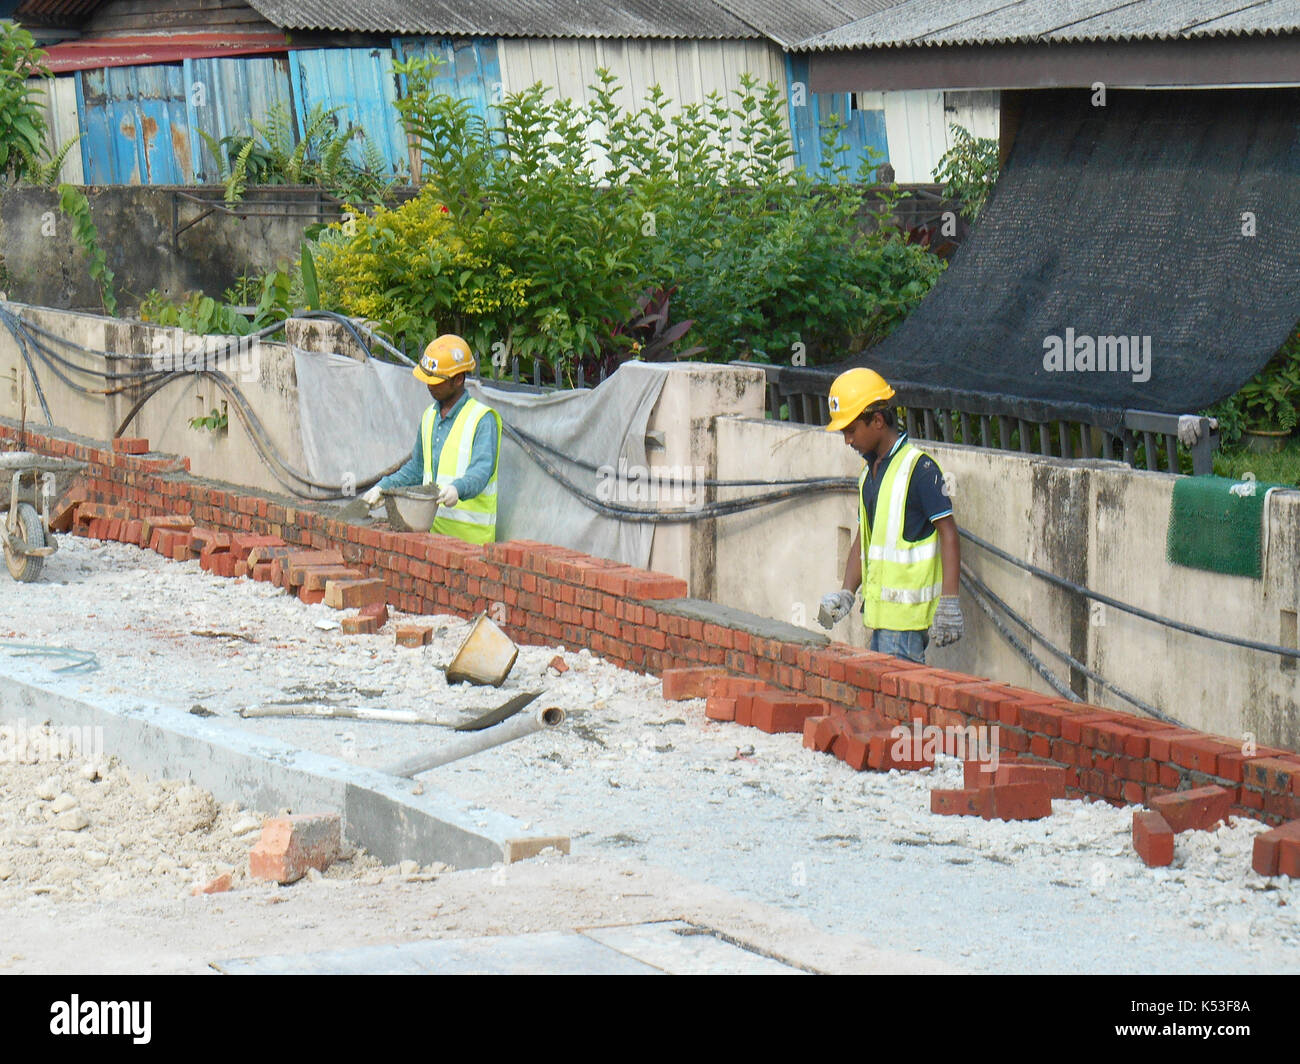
[360,335,502,544]
[818,368,962,662]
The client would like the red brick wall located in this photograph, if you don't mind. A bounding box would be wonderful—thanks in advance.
[8,421,1299,826]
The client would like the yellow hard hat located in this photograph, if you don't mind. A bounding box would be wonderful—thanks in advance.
[824,367,895,431]
[414,334,476,385]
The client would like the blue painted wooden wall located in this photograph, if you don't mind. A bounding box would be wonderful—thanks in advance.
[784,54,889,180]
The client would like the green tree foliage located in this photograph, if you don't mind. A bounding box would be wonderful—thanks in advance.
[311,58,944,375]
[0,21,48,187]
[935,124,1000,222]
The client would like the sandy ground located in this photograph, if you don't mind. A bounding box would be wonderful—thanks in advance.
[0,534,1297,974]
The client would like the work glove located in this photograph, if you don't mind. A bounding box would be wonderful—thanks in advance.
[1177,415,1203,447]
[818,589,856,629]
[929,595,964,647]
[360,485,383,508]
[437,483,460,508]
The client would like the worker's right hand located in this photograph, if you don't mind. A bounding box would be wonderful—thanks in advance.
[360,485,383,508]
[818,589,856,629]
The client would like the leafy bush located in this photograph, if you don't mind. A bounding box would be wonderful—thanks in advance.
[139,269,293,336]
[935,124,1000,222]
[1205,323,1300,446]
[0,21,48,187]
[320,57,945,375]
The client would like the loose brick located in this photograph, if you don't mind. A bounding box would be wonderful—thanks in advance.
[992,762,1069,799]
[750,693,829,735]
[248,814,341,884]
[661,667,728,701]
[705,696,736,722]
[359,602,388,627]
[395,624,434,648]
[802,715,840,753]
[1149,785,1233,834]
[869,730,935,772]
[548,655,569,673]
[1251,820,1300,876]
[303,566,364,591]
[297,586,326,605]
[1132,810,1175,867]
[285,550,345,585]
[706,676,772,699]
[931,788,993,817]
[342,613,380,635]
[324,578,386,610]
[987,782,1053,821]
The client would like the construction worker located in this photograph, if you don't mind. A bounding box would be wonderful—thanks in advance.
[360,334,501,544]
[818,367,962,662]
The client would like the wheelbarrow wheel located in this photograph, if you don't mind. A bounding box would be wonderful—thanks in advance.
[4,502,45,583]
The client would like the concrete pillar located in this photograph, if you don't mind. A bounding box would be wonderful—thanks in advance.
[646,363,767,596]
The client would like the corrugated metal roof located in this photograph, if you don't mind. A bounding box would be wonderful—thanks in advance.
[709,0,901,48]
[245,0,761,39]
[797,0,1300,50]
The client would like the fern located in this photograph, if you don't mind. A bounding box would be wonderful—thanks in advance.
[196,129,230,181]
[30,134,82,186]
[225,139,253,205]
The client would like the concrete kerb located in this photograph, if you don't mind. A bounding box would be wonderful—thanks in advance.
[0,659,556,869]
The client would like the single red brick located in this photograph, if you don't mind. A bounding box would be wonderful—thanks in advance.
[248,814,341,884]
[359,602,388,626]
[706,676,771,699]
[113,437,148,455]
[750,693,829,735]
[297,586,326,605]
[661,667,727,701]
[342,613,380,635]
[705,696,736,722]
[987,782,1052,821]
[1132,810,1174,867]
[395,624,433,648]
[1149,785,1233,834]
[303,566,364,591]
[993,762,1069,799]
[1251,820,1300,876]
[964,757,1008,788]
[325,578,386,609]
[802,715,840,753]
[931,788,993,817]
[251,561,273,582]
[869,730,935,771]
[1015,702,1074,738]
[1242,757,1298,794]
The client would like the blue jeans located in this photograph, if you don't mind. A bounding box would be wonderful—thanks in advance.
[871,628,929,664]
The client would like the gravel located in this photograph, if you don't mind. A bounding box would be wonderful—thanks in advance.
[1,534,1297,973]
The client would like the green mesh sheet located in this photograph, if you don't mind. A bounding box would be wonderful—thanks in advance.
[1167,475,1289,579]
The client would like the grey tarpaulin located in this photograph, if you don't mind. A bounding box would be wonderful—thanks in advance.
[784,88,1300,425]
[466,363,668,567]
[293,349,668,566]
[293,347,429,492]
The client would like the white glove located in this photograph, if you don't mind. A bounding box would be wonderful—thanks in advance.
[437,483,459,508]
[930,595,964,647]
[818,589,856,629]
[1177,415,1203,447]
[361,485,383,508]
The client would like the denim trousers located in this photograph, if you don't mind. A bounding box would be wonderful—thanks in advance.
[871,627,929,665]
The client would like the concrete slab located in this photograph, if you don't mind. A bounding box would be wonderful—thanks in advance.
[0,658,559,870]
[213,931,662,975]
[654,597,830,647]
[212,920,806,974]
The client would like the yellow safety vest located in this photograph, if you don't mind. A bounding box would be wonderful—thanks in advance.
[420,397,501,544]
[859,440,943,631]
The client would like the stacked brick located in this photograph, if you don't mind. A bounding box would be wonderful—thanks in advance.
[8,422,1300,860]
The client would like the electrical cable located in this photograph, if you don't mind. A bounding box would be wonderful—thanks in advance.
[959,570,1079,702]
[960,562,1183,725]
[959,526,1300,661]
[0,306,53,426]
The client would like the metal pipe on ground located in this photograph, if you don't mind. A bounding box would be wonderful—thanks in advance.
[384,706,566,778]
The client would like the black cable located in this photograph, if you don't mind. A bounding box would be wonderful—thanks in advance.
[960,562,1183,725]
[959,569,1078,701]
[0,307,53,426]
[959,526,1300,661]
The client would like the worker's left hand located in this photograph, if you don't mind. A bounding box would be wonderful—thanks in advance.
[437,483,459,508]
[929,595,964,647]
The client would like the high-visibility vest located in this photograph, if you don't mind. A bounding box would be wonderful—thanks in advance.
[420,397,501,544]
[859,440,943,632]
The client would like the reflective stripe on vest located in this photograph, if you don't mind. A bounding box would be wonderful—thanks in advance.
[859,441,943,632]
[420,397,501,544]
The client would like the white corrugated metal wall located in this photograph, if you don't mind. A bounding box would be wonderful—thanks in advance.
[24,75,85,184]
[881,89,1000,182]
[498,37,791,169]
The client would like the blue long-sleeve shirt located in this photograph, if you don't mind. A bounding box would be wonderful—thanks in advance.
[379,392,499,500]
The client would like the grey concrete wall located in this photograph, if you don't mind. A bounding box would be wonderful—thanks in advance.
[713,415,1300,750]
[0,301,316,496]
[0,186,347,313]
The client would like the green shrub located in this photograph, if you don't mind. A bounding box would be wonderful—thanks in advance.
[1205,323,1300,447]
[935,124,1000,222]
[0,21,48,187]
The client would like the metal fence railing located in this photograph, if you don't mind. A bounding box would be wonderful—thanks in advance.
[737,362,1220,476]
